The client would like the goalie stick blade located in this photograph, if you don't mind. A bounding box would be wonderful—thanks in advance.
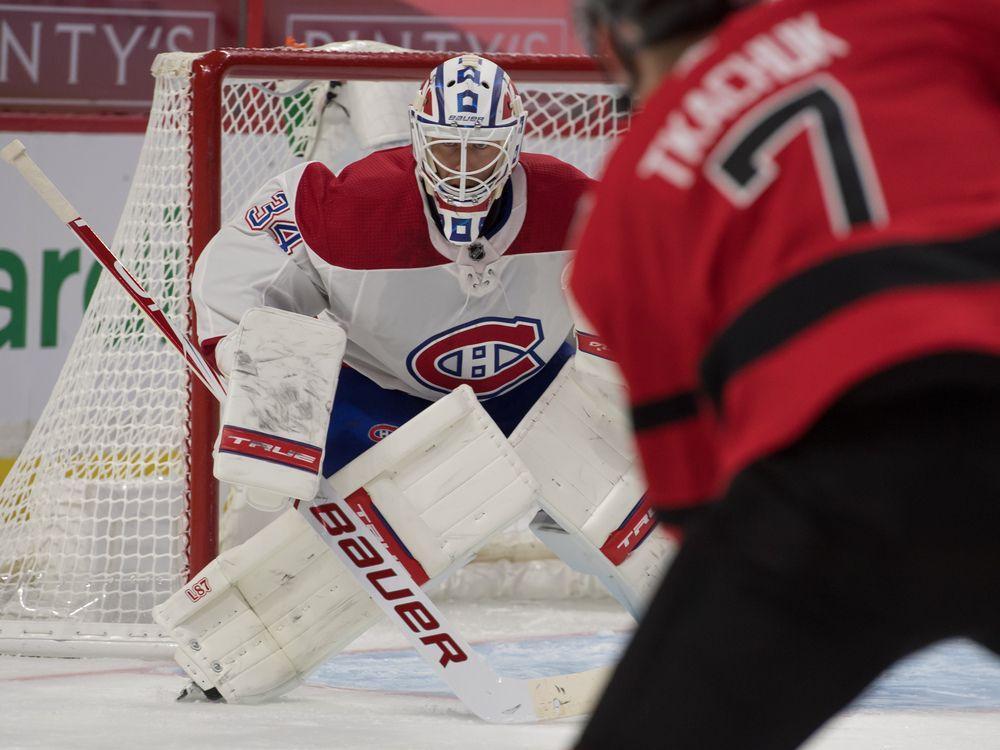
[175,683,225,703]
[531,666,612,720]
[302,491,612,723]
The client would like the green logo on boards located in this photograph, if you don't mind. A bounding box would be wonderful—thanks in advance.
[0,247,101,349]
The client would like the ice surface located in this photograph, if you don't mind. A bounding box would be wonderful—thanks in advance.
[1,600,998,749]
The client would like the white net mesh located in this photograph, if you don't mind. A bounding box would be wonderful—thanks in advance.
[0,63,196,655]
[0,47,628,655]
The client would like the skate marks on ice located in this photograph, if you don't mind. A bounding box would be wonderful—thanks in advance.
[308,629,627,697]
[311,621,1000,711]
[0,600,631,750]
[805,640,1000,750]
[1,600,999,749]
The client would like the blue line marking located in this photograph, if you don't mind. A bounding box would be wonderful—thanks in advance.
[308,635,1000,709]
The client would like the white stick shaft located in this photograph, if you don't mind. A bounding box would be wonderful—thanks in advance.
[302,488,610,722]
[1,139,78,223]
[2,139,227,401]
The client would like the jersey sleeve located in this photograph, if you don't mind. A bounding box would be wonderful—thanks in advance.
[192,162,329,358]
[570,175,718,509]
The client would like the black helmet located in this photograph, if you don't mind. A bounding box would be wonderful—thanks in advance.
[578,0,753,95]
[578,0,747,52]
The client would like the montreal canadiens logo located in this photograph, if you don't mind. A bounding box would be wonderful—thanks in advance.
[368,424,397,442]
[406,317,545,399]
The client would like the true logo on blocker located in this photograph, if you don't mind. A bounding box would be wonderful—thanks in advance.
[406,317,544,399]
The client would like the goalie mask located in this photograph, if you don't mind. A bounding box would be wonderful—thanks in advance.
[410,54,526,246]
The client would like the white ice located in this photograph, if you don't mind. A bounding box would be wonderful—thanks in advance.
[2,600,999,749]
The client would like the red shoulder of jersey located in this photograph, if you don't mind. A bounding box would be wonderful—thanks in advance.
[507,153,594,255]
[294,148,592,268]
[294,147,446,270]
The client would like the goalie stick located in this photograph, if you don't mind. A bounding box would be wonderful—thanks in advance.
[2,139,612,723]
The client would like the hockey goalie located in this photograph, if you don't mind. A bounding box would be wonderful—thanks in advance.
[154,52,678,704]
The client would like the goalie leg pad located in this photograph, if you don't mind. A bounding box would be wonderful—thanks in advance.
[511,360,677,619]
[530,510,677,618]
[213,307,346,502]
[157,386,539,703]
[153,508,380,704]
[327,385,540,584]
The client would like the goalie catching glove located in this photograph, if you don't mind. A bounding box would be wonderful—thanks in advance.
[154,385,538,703]
[213,307,346,509]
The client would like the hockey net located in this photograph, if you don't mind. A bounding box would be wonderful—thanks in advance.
[0,44,630,657]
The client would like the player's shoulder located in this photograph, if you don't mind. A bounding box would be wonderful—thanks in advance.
[509,153,594,253]
[292,147,443,270]
[520,152,594,216]
[336,146,417,185]
[519,152,593,193]
[296,146,416,203]
[592,0,860,198]
[585,97,675,226]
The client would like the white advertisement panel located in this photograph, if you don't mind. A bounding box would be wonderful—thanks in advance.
[0,131,142,456]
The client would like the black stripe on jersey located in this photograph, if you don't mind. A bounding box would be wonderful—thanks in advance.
[700,227,1000,405]
[631,390,700,432]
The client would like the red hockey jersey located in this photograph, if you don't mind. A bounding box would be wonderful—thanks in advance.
[571,0,1000,508]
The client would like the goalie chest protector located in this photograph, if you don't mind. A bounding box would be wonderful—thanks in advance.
[195,146,592,402]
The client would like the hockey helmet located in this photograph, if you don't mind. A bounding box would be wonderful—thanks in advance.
[409,54,526,246]
[577,0,755,90]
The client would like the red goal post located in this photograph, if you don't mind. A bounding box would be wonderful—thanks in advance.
[0,46,628,657]
[186,47,622,577]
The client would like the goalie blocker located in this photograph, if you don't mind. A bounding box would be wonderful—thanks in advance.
[212,307,346,509]
[154,386,538,703]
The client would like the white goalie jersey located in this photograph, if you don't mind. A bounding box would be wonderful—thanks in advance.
[193,146,593,402]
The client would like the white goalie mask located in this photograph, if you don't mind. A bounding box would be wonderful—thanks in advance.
[410,54,527,246]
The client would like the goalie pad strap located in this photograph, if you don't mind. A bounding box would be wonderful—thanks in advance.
[599,496,657,566]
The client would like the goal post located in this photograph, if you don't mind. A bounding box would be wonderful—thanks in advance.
[0,45,629,657]
[183,46,622,580]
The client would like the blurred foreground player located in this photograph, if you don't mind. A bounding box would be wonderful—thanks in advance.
[572,1,1000,747]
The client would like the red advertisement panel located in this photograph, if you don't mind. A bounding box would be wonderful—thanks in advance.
[0,1,240,110]
[0,0,587,116]
[263,0,585,55]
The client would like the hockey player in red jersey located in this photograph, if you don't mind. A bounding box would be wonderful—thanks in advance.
[572,1,1000,747]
